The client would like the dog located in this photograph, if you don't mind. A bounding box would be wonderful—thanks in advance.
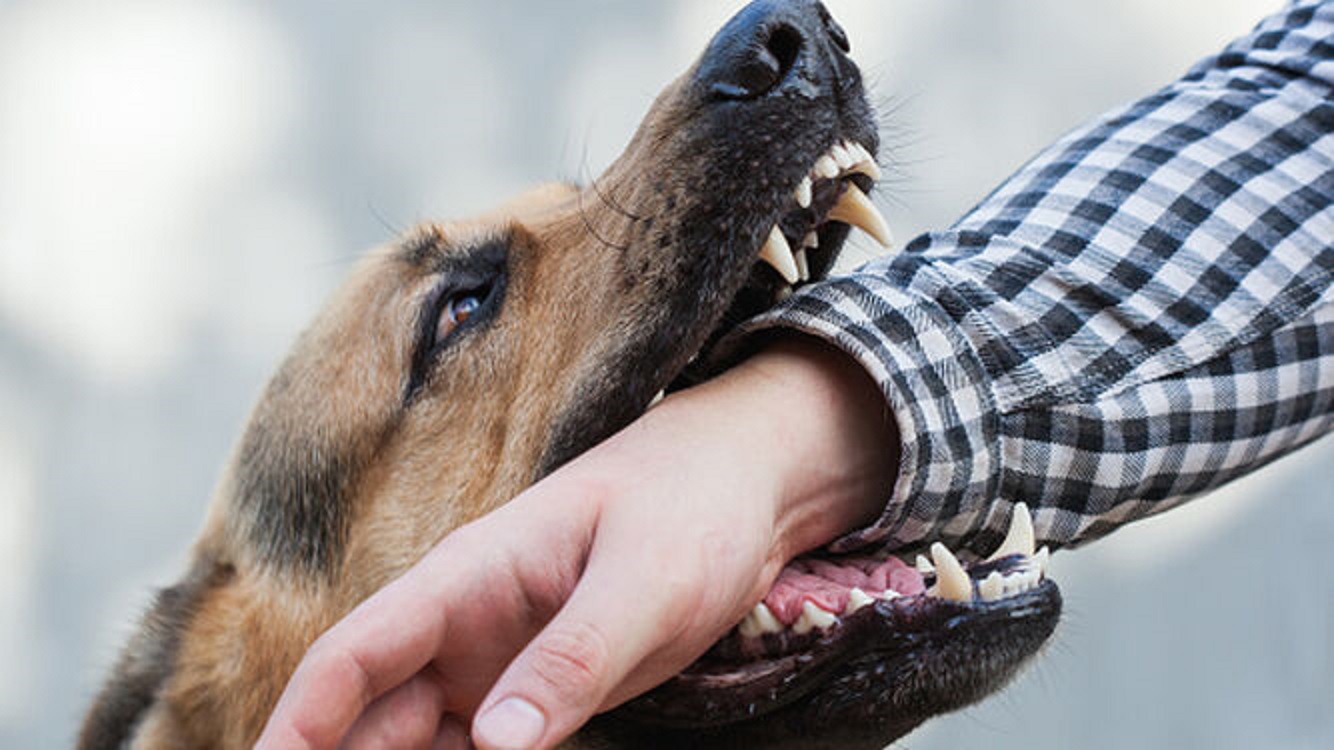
[79,1,1059,748]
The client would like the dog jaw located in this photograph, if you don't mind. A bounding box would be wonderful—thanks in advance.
[80,2,1056,749]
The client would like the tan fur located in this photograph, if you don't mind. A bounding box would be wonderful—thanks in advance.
[80,77,720,746]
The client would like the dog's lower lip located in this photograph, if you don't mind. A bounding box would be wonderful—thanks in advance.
[622,506,1055,727]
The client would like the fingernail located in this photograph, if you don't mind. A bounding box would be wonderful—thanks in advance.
[474,696,545,750]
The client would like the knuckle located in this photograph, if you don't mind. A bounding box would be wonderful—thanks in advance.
[307,635,375,707]
[528,621,612,702]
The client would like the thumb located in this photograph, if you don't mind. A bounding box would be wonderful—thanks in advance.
[468,556,681,750]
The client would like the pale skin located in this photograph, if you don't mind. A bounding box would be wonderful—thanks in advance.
[257,336,899,750]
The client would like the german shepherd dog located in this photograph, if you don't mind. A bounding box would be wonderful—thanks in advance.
[80,1,1060,748]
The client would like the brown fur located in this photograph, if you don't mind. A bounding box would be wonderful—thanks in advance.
[80,0,904,741]
[79,73,768,748]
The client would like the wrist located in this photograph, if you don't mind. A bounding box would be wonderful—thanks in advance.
[668,335,898,565]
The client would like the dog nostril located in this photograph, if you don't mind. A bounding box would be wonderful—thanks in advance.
[765,24,802,83]
[707,22,804,101]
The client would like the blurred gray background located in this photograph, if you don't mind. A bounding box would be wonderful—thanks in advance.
[1,1,1329,747]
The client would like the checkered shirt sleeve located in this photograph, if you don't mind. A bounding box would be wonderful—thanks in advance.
[729,0,1334,556]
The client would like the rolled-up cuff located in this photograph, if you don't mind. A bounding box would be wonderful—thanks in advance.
[711,273,1004,554]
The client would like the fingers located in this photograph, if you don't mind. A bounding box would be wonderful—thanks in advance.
[257,553,459,750]
[469,544,704,750]
[339,668,449,750]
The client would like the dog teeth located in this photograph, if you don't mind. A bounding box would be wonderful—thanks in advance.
[929,543,972,603]
[986,502,1036,562]
[847,141,882,180]
[1034,545,1051,574]
[793,600,838,634]
[827,184,894,249]
[844,587,875,615]
[738,602,783,638]
[979,571,1005,602]
[794,176,812,208]
[915,554,935,575]
[758,225,800,284]
[830,142,853,170]
[770,140,891,278]
[793,248,810,281]
[814,154,840,179]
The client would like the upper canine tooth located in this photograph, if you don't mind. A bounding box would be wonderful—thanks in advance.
[827,184,894,248]
[814,155,839,179]
[986,502,1036,562]
[930,543,972,603]
[759,225,800,284]
[795,176,813,208]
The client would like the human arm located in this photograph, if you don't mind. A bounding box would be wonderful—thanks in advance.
[257,336,897,750]
[260,3,1332,748]
[716,0,1333,557]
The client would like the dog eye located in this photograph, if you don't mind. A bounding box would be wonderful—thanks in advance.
[436,287,489,343]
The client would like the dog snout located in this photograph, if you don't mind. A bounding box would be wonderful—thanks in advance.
[694,0,849,101]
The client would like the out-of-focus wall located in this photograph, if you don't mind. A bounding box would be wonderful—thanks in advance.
[0,1,1327,747]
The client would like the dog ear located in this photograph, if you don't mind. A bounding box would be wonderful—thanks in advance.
[77,557,234,750]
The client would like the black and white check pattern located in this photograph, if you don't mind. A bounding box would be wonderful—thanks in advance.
[729,0,1333,556]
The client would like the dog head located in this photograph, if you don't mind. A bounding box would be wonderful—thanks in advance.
[80,2,1059,748]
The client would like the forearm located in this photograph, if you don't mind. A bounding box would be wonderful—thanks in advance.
[718,0,1334,556]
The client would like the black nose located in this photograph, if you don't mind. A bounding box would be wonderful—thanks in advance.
[695,0,850,101]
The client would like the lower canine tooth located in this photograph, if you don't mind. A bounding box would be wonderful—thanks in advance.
[1034,546,1051,575]
[930,543,973,603]
[793,248,810,281]
[828,184,894,248]
[759,225,800,284]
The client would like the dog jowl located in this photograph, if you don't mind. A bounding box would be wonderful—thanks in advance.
[79,1,1060,748]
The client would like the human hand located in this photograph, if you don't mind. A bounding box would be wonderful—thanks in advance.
[256,336,896,750]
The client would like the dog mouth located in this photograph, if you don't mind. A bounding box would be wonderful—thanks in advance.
[614,503,1060,737]
[668,139,889,393]
[610,130,1061,744]
[753,139,890,291]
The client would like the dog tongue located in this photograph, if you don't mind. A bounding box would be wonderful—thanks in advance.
[763,556,925,624]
